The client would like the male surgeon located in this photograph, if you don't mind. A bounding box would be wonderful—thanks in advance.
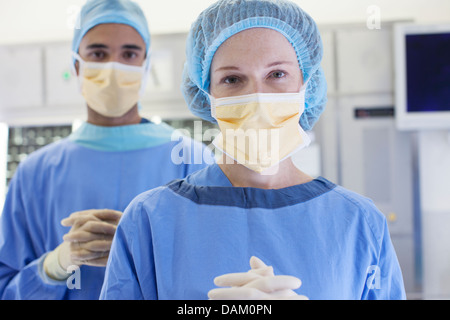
[0,0,208,300]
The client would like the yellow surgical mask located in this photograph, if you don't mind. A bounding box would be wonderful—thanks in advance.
[210,85,310,173]
[72,53,149,118]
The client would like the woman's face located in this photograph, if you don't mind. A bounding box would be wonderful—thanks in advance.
[210,28,303,98]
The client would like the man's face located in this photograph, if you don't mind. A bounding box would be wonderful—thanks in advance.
[75,23,146,74]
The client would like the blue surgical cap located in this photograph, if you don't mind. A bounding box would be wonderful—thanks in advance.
[72,0,151,55]
[181,0,327,131]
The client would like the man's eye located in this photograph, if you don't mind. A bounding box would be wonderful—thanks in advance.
[91,51,105,59]
[124,52,137,59]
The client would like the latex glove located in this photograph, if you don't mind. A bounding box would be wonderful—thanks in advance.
[58,209,122,269]
[208,256,308,300]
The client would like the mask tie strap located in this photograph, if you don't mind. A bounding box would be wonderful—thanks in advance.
[71,52,84,75]
[71,52,85,93]
[139,49,152,97]
[198,86,217,120]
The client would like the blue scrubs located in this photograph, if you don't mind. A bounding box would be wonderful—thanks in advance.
[0,120,209,300]
[100,164,406,300]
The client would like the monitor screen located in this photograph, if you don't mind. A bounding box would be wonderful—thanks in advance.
[394,23,450,130]
[406,33,450,113]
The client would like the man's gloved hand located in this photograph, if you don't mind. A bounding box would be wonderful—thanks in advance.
[59,209,123,268]
[208,256,308,300]
[44,209,122,280]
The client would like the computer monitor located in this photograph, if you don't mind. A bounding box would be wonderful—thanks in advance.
[394,23,450,130]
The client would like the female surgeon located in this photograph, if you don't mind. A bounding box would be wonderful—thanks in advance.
[0,0,208,300]
[100,0,406,300]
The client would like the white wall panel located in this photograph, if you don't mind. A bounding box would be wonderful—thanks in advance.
[336,28,393,94]
[0,46,43,109]
[45,43,84,107]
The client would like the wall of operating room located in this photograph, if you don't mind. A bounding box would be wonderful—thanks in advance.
[1,0,450,300]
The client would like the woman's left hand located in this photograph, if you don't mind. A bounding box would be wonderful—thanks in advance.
[208,256,308,300]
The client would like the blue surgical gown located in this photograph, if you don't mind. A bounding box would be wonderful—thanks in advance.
[0,120,209,300]
[100,163,406,300]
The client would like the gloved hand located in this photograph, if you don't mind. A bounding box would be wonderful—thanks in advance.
[208,256,308,300]
[59,209,123,269]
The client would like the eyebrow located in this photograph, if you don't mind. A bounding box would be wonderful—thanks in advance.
[85,43,143,51]
[86,43,108,50]
[266,61,296,68]
[121,44,143,51]
[214,66,240,72]
[214,61,295,72]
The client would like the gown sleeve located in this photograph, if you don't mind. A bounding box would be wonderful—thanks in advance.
[0,167,68,300]
[100,193,158,300]
[361,218,406,300]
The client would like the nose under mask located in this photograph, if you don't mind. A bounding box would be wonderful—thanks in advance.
[72,52,149,118]
[209,83,311,174]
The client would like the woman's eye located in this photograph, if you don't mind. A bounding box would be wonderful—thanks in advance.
[224,76,239,84]
[271,71,286,79]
